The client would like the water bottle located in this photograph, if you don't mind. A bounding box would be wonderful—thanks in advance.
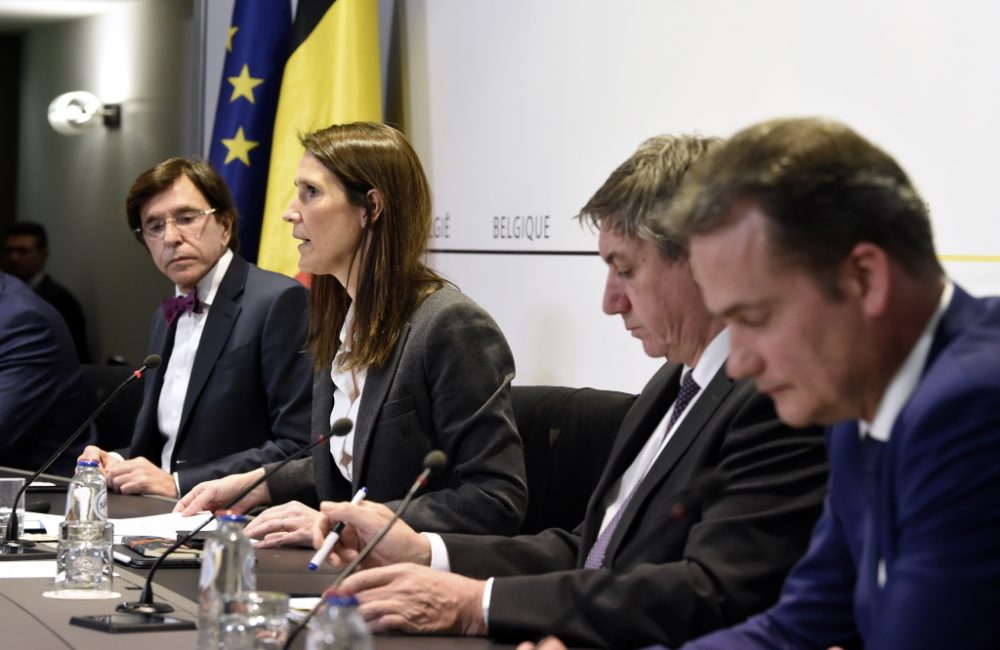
[305,595,373,650]
[64,460,108,521]
[197,513,257,650]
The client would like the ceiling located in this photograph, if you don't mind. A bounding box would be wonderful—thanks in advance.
[0,0,137,34]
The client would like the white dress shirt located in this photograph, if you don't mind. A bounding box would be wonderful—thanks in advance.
[157,249,234,474]
[863,281,953,442]
[328,304,367,482]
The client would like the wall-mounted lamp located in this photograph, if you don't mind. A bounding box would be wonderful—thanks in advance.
[47,91,121,136]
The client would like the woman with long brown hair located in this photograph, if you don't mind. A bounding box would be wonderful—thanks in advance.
[175,122,527,542]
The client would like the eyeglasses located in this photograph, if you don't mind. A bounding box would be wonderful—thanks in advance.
[134,208,216,243]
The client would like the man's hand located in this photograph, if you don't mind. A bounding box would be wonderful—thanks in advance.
[79,445,122,481]
[338,563,487,636]
[314,500,431,570]
[105,456,177,497]
[244,501,321,548]
[173,468,268,514]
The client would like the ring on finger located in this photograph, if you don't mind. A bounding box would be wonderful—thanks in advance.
[279,519,285,533]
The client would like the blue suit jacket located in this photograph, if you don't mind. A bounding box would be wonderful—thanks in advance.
[0,273,93,476]
[680,285,1000,650]
[129,255,312,493]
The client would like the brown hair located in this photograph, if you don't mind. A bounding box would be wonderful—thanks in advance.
[667,117,942,292]
[302,122,444,370]
[577,134,720,261]
[125,157,240,252]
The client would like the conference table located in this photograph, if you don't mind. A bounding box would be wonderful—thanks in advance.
[0,467,530,649]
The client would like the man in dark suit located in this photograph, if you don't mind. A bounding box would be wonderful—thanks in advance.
[3,222,91,362]
[0,272,92,475]
[311,136,829,648]
[650,118,1000,649]
[82,157,312,497]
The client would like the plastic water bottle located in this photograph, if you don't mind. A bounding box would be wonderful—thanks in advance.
[305,595,373,650]
[197,513,257,650]
[64,459,108,521]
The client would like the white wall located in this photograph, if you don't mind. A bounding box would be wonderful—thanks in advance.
[394,0,1000,393]
[203,0,1000,394]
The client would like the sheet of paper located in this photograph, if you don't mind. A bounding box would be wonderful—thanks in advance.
[0,560,56,579]
[27,511,217,541]
[109,512,217,541]
[31,513,66,535]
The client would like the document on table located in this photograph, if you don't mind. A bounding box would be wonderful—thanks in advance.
[0,560,56,579]
[29,512,218,541]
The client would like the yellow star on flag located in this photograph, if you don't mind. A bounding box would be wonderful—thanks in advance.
[228,64,265,104]
[221,127,259,166]
[227,25,238,52]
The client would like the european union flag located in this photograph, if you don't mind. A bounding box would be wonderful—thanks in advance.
[208,0,291,261]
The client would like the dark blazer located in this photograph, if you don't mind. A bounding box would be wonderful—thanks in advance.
[0,273,93,475]
[443,361,829,648]
[682,285,1000,650]
[267,285,528,536]
[129,255,312,493]
[34,274,90,363]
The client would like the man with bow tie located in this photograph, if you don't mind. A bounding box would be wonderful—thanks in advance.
[82,157,311,498]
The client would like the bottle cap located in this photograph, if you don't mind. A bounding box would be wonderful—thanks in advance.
[77,459,99,467]
[324,595,359,607]
[218,511,249,523]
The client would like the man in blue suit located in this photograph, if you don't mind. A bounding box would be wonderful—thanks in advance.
[0,272,92,475]
[655,117,1000,649]
[83,157,312,497]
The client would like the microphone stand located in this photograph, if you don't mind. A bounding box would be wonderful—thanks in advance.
[116,431,335,616]
[78,418,353,633]
[283,450,448,649]
[1,355,160,559]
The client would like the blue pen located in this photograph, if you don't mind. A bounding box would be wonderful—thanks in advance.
[308,487,367,571]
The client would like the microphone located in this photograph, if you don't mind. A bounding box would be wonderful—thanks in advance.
[539,471,728,644]
[330,449,448,587]
[283,450,449,649]
[112,418,354,620]
[0,354,161,558]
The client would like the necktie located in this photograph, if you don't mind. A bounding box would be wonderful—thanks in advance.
[583,370,701,569]
[858,427,887,589]
[161,288,202,327]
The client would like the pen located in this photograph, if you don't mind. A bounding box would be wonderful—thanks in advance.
[308,487,367,571]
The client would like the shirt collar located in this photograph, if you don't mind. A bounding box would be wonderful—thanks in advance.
[863,280,954,442]
[175,248,233,307]
[685,328,730,388]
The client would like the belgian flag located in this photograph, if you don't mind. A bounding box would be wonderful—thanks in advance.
[257,0,383,281]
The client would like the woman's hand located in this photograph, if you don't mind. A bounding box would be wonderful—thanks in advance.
[173,468,268,514]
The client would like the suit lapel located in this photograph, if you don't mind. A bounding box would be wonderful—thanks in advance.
[177,256,247,440]
[580,363,682,549]
[132,313,175,457]
[311,371,337,489]
[604,364,736,560]
[149,313,175,400]
[351,322,413,490]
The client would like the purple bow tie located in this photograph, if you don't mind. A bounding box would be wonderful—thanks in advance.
[161,288,203,327]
